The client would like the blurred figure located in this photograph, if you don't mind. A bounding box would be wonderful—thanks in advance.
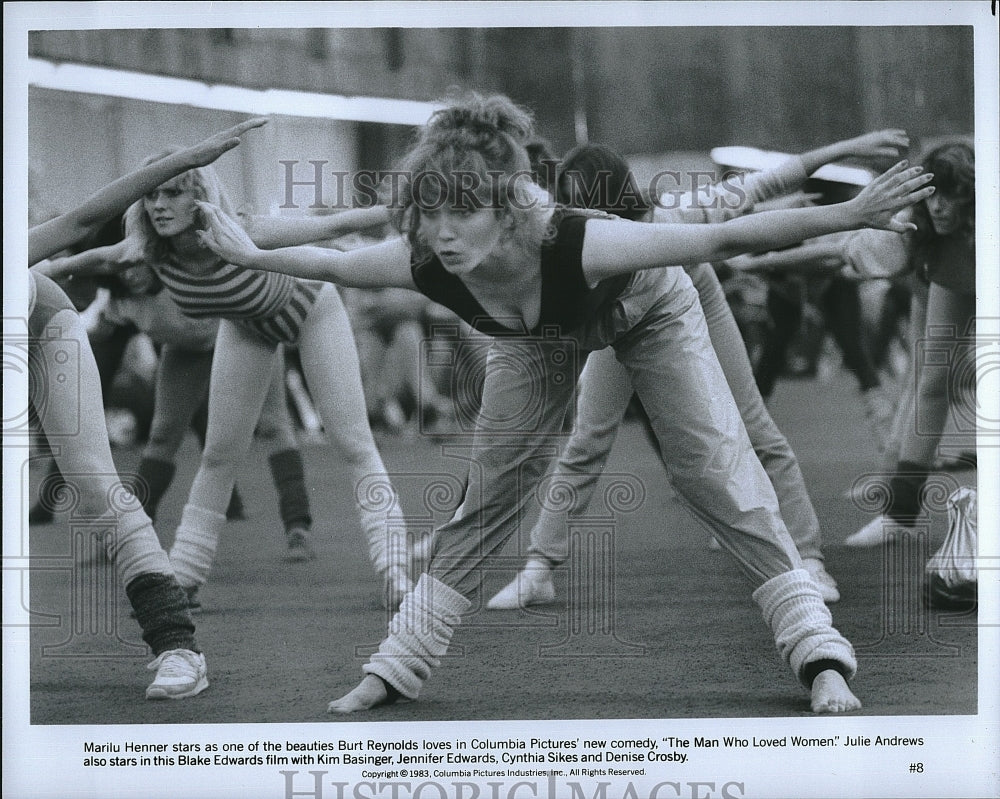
[846,139,976,546]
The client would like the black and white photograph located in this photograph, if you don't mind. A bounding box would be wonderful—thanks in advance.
[4,2,998,798]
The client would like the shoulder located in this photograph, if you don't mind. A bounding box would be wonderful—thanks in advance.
[546,206,617,246]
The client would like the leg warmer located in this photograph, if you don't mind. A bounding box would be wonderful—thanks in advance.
[126,572,198,655]
[131,457,176,521]
[104,507,174,587]
[753,569,857,688]
[362,574,471,699]
[268,448,312,531]
[168,504,227,589]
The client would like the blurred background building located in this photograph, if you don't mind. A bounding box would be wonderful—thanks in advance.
[28,26,973,217]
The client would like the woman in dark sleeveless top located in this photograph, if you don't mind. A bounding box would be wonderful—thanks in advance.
[196,93,934,715]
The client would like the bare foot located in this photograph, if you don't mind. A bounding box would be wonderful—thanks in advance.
[328,675,395,714]
[811,670,862,713]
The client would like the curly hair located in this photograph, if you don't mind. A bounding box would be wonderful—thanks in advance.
[389,91,552,264]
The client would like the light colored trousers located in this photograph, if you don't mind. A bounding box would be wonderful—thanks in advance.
[430,267,803,596]
[525,262,822,565]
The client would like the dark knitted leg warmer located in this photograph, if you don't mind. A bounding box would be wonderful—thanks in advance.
[268,448,312,532]
[126,572,198,655]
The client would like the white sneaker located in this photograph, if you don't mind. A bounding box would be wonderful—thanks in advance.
[845,515,908,548]
[146,649,208,700]
[486,562,556,610]
[803,558,841,604]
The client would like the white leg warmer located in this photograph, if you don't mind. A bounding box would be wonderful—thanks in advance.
[362,574,471,699]
[105,506,174,587]
[168,504,227,589]
[753,569,857,688]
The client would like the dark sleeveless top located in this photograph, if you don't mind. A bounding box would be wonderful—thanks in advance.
[410,208,630,337]
[920,233,975,295]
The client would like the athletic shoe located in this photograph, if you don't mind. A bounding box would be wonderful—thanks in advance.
[932,450,977,471]
[486,562,556,610]
[803,558,841,603]
[284,527,316,562]
[145,649,208,700]
[845,515,910,548]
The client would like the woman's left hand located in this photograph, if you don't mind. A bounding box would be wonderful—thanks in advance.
[850,161,935,233]
[195,201,261,265]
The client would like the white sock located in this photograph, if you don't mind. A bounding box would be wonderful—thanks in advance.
[753,569,856,687]
[362,574,471,698]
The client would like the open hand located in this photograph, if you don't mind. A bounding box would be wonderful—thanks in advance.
[195,201,261,265]
[842,129,910,161]
[185,117,269,169]
[851,160,934,233]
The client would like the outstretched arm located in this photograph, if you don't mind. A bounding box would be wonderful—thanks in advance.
[583,160,933,283]
[28,117,267,266]
[243,206,391,249]
[196,201,415,290]
[656,129,910,225]
[725,235,850,276]
[797,129,909,177]
[31,241,129,280]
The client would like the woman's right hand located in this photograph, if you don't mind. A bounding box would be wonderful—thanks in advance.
[195,201,262,266]
[184,118,269,169]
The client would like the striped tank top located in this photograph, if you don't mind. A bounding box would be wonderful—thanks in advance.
[154,258,323,346]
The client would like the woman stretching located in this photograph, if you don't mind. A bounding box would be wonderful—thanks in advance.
[488,132,910,609]
[196,94,934,714]
[38,255,320,563]
[52,159,419,609]
[26,117,266,698]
